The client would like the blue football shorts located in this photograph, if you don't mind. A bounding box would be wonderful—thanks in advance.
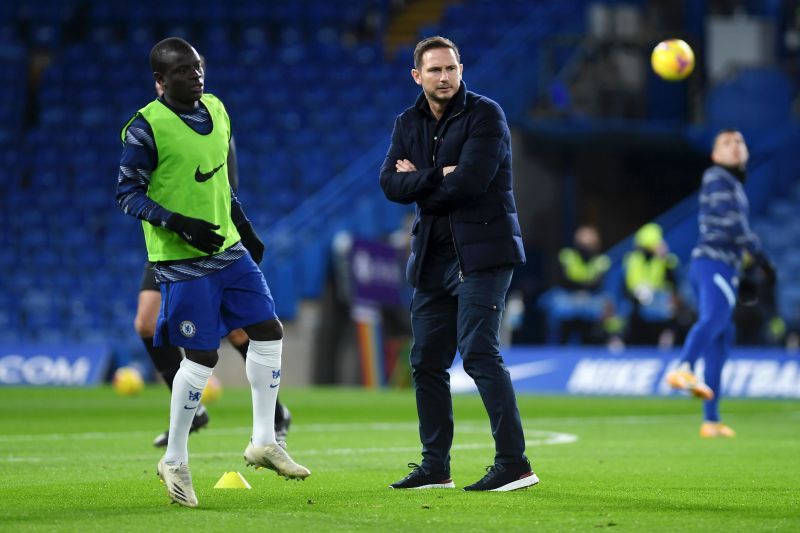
[154,254,277,350]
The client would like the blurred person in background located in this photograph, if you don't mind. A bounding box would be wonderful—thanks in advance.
[623,223,681,347]
[733,252,785,345]
[666,130,776,438]
[549,225,615,345]
[135,75,291,450]
[117,37,309,508]
[380,36,537,492]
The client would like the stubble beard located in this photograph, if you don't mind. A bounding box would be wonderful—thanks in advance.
[425,88,452,106]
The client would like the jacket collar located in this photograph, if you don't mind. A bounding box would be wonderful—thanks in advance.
[713,163,747,184]
[414,81,468,119]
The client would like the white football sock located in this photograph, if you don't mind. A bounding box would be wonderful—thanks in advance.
[246,339,282,447]
[163,358,213,464]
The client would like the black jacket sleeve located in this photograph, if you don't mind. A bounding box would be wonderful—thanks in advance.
[418,101,508,213]
[227,136,239,193]
[379,115,442,204]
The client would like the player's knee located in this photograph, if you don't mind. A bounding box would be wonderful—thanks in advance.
[227,328,249,347]
[245,319,283,341]
[461,351,503,378]
[185,349,219,368]
[696,314,727,334]
[133,314,156,339]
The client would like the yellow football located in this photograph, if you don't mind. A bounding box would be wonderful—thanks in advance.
[112,366,144,396]
[202,375,223,404]
[651,39,695,81]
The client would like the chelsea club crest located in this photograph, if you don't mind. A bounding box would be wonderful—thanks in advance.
[179,320,196,338]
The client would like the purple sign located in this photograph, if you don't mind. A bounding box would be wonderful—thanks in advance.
[350,239,404,306]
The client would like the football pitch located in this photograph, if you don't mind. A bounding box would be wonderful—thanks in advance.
[0,387,798,532]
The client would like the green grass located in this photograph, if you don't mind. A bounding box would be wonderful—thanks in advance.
[0,387,798,531]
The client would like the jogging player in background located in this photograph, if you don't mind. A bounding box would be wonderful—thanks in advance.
[666,129,776,438]
[117,37,310,508]
[135,75,291,450]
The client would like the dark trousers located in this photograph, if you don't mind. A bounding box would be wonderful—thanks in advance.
[409,257,527,474]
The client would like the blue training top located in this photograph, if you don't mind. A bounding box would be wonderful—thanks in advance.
[691,164,762,270]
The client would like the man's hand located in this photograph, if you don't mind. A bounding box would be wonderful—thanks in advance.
[396,159,417,172]
[759,256,777,286]
[165,213,225,255]
[443,165,457,176]
[237,221,265,265]
[738,277,759,306]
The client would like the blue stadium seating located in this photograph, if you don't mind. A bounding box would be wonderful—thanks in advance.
[2,0,684,361]
[0,1,398,355]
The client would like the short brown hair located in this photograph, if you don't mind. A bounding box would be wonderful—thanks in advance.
[413,36,460,69]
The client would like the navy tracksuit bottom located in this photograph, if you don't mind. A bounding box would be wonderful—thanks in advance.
[679,258,738,422]
[409,256,527,474]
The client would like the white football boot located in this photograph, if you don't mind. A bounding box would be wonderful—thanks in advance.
[157,458,198,508]
[243,440,311,480]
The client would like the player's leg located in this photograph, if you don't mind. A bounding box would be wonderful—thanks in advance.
[241,319,283,448]
[157,349,215,508]
[227,327,249,356]
[227,327,291,445]
[154,274,223,507]
[136,264,210,447]
[218,254,309,479]
[700,323,736,438]
[135,263,183,389]
[390,259,458,489]
[668,259,733,399]
[456,267,537,492]
[162,348,217,466]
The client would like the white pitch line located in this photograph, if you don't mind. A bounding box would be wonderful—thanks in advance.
[0,430,576,464]
[0,413,713,444]
[15,405,789,445]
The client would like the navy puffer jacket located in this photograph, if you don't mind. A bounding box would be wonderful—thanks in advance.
[380,82,525,287]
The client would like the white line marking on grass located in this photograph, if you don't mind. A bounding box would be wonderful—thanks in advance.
[2,455,42,463]
[0,412,710,443]
[0,414,691,443]
[0,427,576,464]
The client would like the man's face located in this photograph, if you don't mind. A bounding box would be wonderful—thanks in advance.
[155,47,204,105]
[411,47,463,105]
[712,131,749,169]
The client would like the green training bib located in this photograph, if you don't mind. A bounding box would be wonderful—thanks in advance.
[122,94,239,261]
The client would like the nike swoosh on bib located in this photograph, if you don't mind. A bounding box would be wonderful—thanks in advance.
[195,162,225,182]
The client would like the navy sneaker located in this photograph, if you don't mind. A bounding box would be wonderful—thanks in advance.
[463,462,539,492]
[152,405,210,447]
[389,463,455,489]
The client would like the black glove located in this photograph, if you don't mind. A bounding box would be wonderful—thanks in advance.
[758,257,777,287]
[165,213,224,255]
[237,221,265,264]
[738,277,759,306]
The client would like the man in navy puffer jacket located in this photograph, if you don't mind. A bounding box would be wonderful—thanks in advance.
[380,36,536,492]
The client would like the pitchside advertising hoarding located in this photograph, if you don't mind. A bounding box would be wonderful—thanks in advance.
[450,347,800,399]
[0,345,109,386]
